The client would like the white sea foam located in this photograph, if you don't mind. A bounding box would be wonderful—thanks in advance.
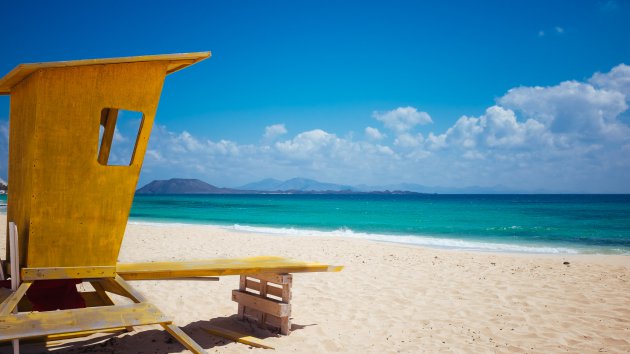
[128,219,596,254]
[229,224,581,254]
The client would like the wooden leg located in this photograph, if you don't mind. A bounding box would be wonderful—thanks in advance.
[109,276,206,353]
[0,282,32,316]
[162,323,207,354]
[237,275,246,320]
[258,280,268,328]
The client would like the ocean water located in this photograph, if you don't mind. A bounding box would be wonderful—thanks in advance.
[1,194,629,254]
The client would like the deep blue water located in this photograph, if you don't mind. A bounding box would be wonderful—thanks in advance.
[2,194,629,254]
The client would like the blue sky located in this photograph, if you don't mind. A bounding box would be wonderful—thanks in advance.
[1,0,629,192]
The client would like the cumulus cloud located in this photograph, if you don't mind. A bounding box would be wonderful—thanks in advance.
[365,126,385,140]
[498,80,629,140]
[589,63,630,97]
[372,106,432,133]
[263,123,287,141]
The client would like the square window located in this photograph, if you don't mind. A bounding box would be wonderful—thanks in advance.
[97,108,144,166]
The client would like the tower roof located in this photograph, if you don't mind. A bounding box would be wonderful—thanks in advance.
[0,52,211,95]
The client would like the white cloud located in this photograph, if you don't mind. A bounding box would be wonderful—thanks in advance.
[589,63,630,98]
[372,106,432,133]
[498,80,629,140]
[538,30,545,37]
[555,26,564,34]
[394,133,424,147]
[263,123,287,141]
[365,126,385,140]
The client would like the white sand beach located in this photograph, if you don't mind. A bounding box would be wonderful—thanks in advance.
[3,215,629,354]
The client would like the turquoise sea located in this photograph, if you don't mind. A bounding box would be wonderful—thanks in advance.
[2,194,629,254]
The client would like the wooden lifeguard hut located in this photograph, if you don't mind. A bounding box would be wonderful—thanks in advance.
[0,53,211,353]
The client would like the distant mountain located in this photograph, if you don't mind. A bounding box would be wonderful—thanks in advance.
[239,177,354,192]
[136,178,246,194]
[137,177,542,195]
[239,178,284,191]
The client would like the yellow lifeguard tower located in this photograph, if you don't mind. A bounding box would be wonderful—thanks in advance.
[0,52,211,353]
[0,53,342,353]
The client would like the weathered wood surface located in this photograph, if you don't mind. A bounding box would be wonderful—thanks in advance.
[0,303,170,342]
[163,323,207,354]
[204,326,274,349]
[232,290,290,318]
[21,266,116,280]
[0,282,31,316]
[0,52,211,94]
[117,256,343,280]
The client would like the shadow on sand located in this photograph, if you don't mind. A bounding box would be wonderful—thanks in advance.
[7,315,316,353]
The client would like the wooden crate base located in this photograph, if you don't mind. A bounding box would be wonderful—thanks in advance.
[232,274,292,335]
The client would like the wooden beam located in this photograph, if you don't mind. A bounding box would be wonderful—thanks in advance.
[163,323,207,354]
[0,303,171,342]
[204,326,274,349]
[0,282,31,316]
[245,279,283,298]
[97,108,119,165]
[232,290,290,317]
[117,256,343,280]
[21,266,116,281]
[111,274,146,303]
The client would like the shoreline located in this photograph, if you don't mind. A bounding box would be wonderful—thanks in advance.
[128,217,630,257]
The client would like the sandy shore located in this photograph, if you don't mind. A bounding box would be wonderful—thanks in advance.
[2,215,629,353]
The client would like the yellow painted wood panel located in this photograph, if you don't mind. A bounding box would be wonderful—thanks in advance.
[6,62,162,268]
[5,72,39,266]
[20,266,116,281]
[116,256,344,280]
[0,52,211,94]
[0,303,171,341]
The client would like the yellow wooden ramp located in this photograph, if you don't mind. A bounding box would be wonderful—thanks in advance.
[0,303,169,342]
[117,256,344,280]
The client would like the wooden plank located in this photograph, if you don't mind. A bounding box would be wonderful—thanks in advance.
[204,326,274,349]
[0,288,11,304]
[89,282,115,306]
[258,280,268,326]
[36,327,127,342]
[97,108,119,165]
[21,266,116,281]
[0,303,171,341]
[0,52,211,94]
[0,282,31,316]
[8,222,19,354]
[117,257,343,280]
[162,323,207,354]
[93,278,129,298]
[251,273,292,285]
[232,290,290,317]
[238,276,246,320]
[111,275,146,303]
[245,279,283,298]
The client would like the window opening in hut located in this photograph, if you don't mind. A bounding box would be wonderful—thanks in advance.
[97,108,144,166]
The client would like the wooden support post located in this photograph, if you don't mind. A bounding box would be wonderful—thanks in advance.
[232,273,293,335]
[9,221,20,354]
